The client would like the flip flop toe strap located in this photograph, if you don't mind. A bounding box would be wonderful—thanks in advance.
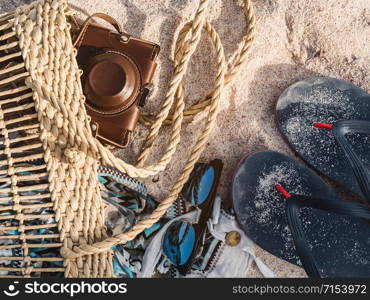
[286,194,370,278]
[332,120,370,203]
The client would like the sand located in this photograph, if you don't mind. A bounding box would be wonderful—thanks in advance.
[1,0,369,278]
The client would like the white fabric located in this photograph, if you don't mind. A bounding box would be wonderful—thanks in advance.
[187,196,274,278]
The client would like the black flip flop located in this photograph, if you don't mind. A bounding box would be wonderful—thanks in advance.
[232,150,370,278]
[276,77,370,204]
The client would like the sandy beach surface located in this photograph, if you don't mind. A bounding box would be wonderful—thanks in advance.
[1,0,369,277]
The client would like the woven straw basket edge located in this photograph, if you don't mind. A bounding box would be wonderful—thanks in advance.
[0,0,113,278]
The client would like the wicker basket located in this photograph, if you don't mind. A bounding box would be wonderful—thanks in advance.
[0,0,112,278]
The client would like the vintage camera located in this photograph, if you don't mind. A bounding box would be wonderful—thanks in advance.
[74,13,160,148]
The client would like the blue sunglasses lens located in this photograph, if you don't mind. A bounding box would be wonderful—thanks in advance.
[163,221,196,266]
[190,166,215,206]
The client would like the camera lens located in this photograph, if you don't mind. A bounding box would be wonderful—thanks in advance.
[89,61,126,97]
[84,52,141,113]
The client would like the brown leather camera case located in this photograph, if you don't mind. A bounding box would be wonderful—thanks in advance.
[74,13,160,148]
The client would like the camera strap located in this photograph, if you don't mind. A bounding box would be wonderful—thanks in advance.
[73,13,123,48]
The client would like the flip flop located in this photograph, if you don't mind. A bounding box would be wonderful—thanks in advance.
[276,77,370,203]
[232,150,370,278]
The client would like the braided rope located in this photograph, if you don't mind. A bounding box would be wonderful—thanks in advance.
[12,0,113,277]
[140,0,255,126]
[61,0,255,259]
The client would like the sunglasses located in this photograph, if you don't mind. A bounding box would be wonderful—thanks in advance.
[162,159,223,275]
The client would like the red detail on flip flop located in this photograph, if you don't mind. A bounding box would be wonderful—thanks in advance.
[275,184,291,199]
[313,123,333,130]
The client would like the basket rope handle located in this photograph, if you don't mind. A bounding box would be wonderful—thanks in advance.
[61,0,255,262]
[140,0,256,126]
[81,0,255,180]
